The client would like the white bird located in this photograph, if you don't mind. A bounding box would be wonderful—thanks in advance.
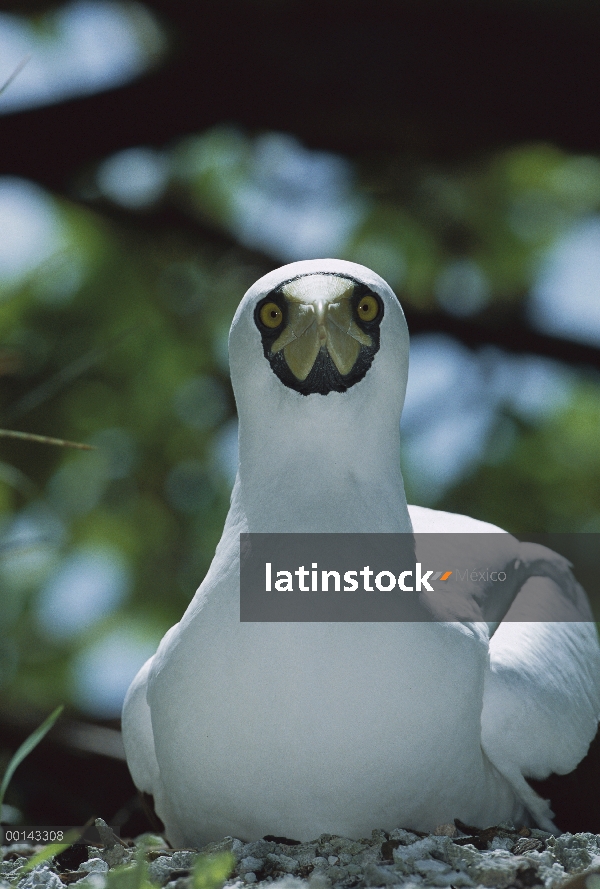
[122,258,600,847]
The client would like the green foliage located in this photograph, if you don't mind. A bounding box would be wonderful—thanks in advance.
[442,383,600,534]
[20,844,234,889]
[192,853,236,889]
[102,850,234,889]
[0,705,63,814]
[2,817,234,889]
[106,850,153,889]
[0,196,254,711]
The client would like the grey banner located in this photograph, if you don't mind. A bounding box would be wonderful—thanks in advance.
[239,533,600,622]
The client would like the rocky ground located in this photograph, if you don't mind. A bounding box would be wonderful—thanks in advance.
[2,819,600,889]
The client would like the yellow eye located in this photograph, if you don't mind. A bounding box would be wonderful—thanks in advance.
[259,302,283,329]
[357,295,379,322]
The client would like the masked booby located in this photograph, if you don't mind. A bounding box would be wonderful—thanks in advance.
[122,259,600,846]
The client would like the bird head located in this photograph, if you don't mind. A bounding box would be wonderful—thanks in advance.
[228,259,412,532]
[230,258,409,406]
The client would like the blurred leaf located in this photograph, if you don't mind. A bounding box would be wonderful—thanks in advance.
[106,848,155,889]
[193,853,235,889]
[5,326,140,422]
[0,460,37,496]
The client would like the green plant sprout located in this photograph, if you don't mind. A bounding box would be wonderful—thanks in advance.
[22,840,235,888]
[22,826,91,872]
[192,852,235,889]
[0,704,64,817]
[103,849,235,889]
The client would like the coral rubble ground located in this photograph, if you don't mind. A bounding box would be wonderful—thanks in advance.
[2,821,600,889]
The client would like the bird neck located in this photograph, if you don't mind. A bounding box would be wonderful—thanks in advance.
[235,394,412,534]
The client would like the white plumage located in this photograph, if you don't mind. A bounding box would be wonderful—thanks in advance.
[122,258,600,847]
